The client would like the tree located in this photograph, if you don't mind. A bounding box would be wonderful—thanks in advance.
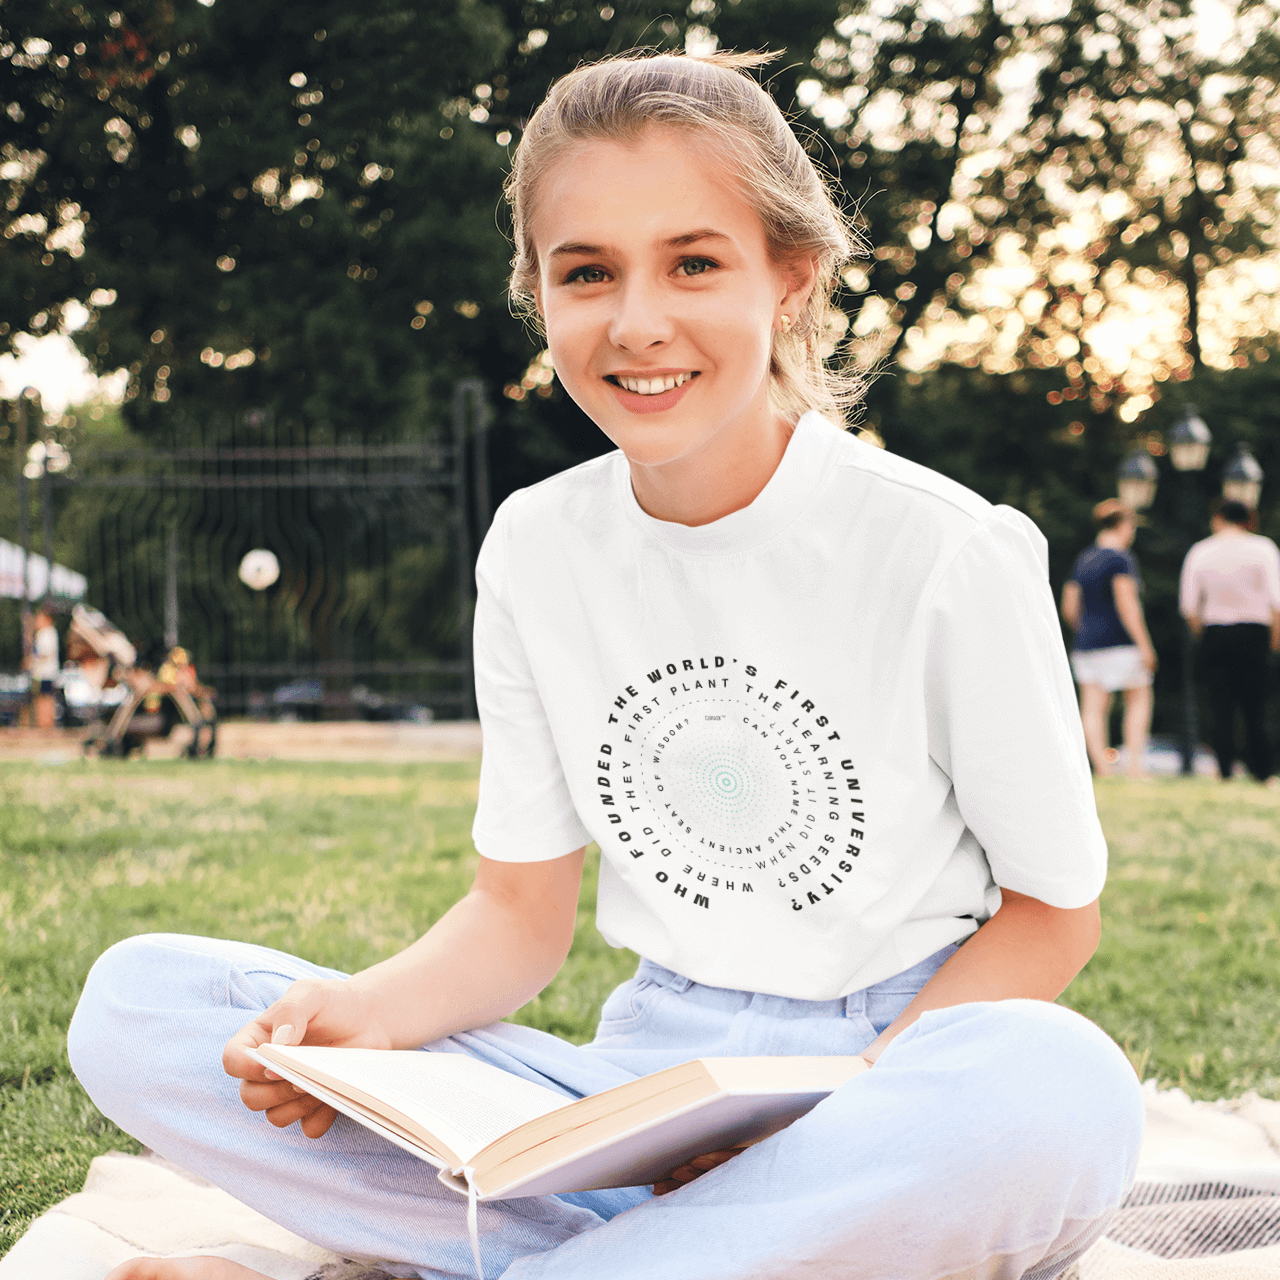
[2,0,849,470]
[1034,0,1279,370]
[1,1,516,445]
[811,0,1280,418]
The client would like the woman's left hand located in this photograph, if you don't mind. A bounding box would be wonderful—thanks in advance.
[653,1146,749,1195]
[652,1054,877,1194]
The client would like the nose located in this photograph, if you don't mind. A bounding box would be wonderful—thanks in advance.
[607,274,674,353]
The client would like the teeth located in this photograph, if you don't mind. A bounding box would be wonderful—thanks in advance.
[617,373,691,395]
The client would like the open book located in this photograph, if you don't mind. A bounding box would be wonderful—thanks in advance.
[249,1043,867,1201]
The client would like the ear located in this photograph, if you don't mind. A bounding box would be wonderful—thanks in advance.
[779,253,820,315]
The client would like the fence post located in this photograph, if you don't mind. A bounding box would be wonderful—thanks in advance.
[165,522,180,649]
[40,449,54,607]
[471,386,492,543]
[17,391,31,610]
[452,378,494,720]
[453,382,476,719]
[16,393,35,717]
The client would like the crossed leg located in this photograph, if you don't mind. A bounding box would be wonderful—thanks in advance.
[72,935,1144,1280]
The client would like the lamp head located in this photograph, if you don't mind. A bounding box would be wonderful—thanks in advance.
[1117,447,1158,510]
[1222,441,1263,510]
[1168,404,1211,472]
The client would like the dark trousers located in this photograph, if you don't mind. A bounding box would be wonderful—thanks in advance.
[1200,623,1273,781]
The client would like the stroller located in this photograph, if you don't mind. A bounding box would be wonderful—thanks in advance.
[68,604,218,758]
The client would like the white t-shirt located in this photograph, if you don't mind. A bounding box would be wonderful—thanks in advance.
[32,623,59,682]
[472,412,1105,1000]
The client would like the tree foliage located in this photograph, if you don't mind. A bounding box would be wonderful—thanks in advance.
[814,0,1280,418]
[1,0,515,442]
[1,0,847,467]
[7,0,1277,454]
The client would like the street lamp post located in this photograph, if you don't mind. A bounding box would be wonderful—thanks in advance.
[1168,405,1212,776]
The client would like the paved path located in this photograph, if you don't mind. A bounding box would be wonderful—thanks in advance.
[0,721,483,763]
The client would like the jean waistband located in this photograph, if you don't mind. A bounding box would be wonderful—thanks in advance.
[635,943,959,1017]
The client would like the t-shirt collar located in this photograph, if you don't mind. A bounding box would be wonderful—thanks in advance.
[616,410,841,555]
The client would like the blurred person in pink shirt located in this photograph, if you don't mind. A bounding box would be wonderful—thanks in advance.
[1180,499,1280,784]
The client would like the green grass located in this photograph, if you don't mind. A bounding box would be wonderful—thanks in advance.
[1067,777,1280,1100]
[0,757,636,1253]
[2,761,1278,1252]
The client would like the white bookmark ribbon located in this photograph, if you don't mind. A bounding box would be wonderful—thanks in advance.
[463,1167,484,1280]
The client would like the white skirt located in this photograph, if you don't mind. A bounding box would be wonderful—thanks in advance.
[1071,644,1151,692]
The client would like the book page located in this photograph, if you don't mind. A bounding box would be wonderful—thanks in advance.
[702,1056,867,1093]
[257,1046,574,1165]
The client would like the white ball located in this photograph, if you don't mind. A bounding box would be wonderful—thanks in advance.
[238,548,280,591]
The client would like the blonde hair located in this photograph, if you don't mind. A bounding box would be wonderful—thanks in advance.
[505,50,868,425]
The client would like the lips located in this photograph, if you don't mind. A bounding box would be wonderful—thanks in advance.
[605,370,699,415]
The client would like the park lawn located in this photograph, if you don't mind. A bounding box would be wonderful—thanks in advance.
[1070,777,1280,1099]
[0,757,637,1254]
[1,761,1278,1252]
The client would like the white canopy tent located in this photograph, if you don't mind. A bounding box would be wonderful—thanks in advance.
[0,537,88,603]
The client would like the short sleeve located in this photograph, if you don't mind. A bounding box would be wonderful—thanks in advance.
[1178,545,1202,617]
[1266,539,1280,609]
[470,501,592,862]
[924,507,1106,907]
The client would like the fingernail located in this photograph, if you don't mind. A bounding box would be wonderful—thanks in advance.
[271,1024,295,1045]
[263,1070,281,1081]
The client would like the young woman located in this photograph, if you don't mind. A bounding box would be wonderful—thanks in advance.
[1061,500,1158,779]
[71,51,1143,1280]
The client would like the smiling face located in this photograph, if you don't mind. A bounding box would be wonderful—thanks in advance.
[532,127,809,484]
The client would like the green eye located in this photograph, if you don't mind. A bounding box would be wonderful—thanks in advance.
[679,257,714,276]
[566,265,607,284]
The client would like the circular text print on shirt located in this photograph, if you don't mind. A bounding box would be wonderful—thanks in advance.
[597,656,867,913]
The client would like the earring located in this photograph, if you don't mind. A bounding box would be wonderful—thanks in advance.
[779,314,793,334]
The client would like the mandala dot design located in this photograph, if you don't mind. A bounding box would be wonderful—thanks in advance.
[711,765,741,797]
[642,703,796,856]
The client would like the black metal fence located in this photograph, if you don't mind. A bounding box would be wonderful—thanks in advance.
[2,382,493,721]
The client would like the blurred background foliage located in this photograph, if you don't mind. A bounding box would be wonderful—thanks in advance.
[2,0,1279,730]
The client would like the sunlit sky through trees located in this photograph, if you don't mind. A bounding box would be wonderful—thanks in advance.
[800,0,1280,421]
[3,0,1277,425]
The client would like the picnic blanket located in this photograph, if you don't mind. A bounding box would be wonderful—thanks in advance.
[5,1082,1280,1280]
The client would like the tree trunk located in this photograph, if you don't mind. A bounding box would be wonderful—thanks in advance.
[1178,116,1205,368]
[1182,251,1202,368]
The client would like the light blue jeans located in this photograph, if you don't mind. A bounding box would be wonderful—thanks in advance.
[68,935,1143,1280]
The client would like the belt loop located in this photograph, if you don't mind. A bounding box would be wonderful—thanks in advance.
[844,985,867,1020]
[639,958,693,994]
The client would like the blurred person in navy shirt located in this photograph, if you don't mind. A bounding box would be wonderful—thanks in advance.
[1061,500,1158,778]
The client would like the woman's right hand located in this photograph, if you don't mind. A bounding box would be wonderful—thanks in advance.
[222,977,393,1138]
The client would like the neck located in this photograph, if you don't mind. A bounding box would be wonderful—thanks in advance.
[1096,530,1129,550]
[1215,523,1247,535]
[627,400,795,527]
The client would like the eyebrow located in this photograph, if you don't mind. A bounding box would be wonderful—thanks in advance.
[548,229,732,258]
